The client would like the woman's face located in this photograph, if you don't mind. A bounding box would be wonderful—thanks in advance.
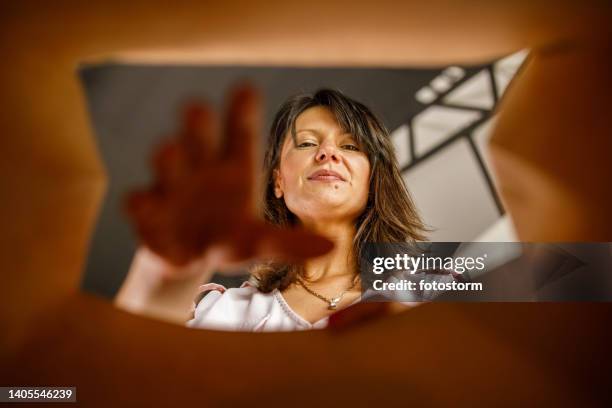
[274,106,371,225]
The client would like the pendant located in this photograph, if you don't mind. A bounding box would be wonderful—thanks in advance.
[328,297,341,310]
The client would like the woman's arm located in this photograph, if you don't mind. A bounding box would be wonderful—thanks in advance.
[114,246,224,323]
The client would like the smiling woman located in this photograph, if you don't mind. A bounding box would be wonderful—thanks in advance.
[255,90,427,290]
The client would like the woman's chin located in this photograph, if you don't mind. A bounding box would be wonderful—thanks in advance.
[311,191,351,207]
[299,199,358,219]
[286,190,366,220]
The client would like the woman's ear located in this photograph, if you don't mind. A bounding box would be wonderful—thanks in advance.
[273,169,283,198]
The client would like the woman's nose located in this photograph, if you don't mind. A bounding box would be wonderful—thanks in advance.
[315,145,340,163]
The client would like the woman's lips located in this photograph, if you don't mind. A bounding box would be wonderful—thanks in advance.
[307,169,346,182]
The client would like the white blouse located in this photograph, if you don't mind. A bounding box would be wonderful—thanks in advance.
[186,273,441,332]
[186,281,333,332]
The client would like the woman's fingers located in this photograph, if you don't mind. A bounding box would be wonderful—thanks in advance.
[151,140,184,192]
[151,102,219,194]
[180,102,220,167]
[252,224,334,263]
[125,189,176,260]
[124,188,156,222]
[222,84,263,215]
[223,84,261,164]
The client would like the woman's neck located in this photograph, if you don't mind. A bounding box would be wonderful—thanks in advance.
[300,220,357,282]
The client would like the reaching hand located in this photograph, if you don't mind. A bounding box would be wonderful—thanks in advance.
[124,84,333,272]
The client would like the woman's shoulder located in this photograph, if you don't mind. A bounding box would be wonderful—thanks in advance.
[186,280,276,331]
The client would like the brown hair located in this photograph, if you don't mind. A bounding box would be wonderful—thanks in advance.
[253,89,428,292]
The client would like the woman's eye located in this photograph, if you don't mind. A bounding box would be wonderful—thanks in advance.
[342,144,360,151]
[297,142,317,148]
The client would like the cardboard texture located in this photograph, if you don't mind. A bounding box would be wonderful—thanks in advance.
[1,2,611,405]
